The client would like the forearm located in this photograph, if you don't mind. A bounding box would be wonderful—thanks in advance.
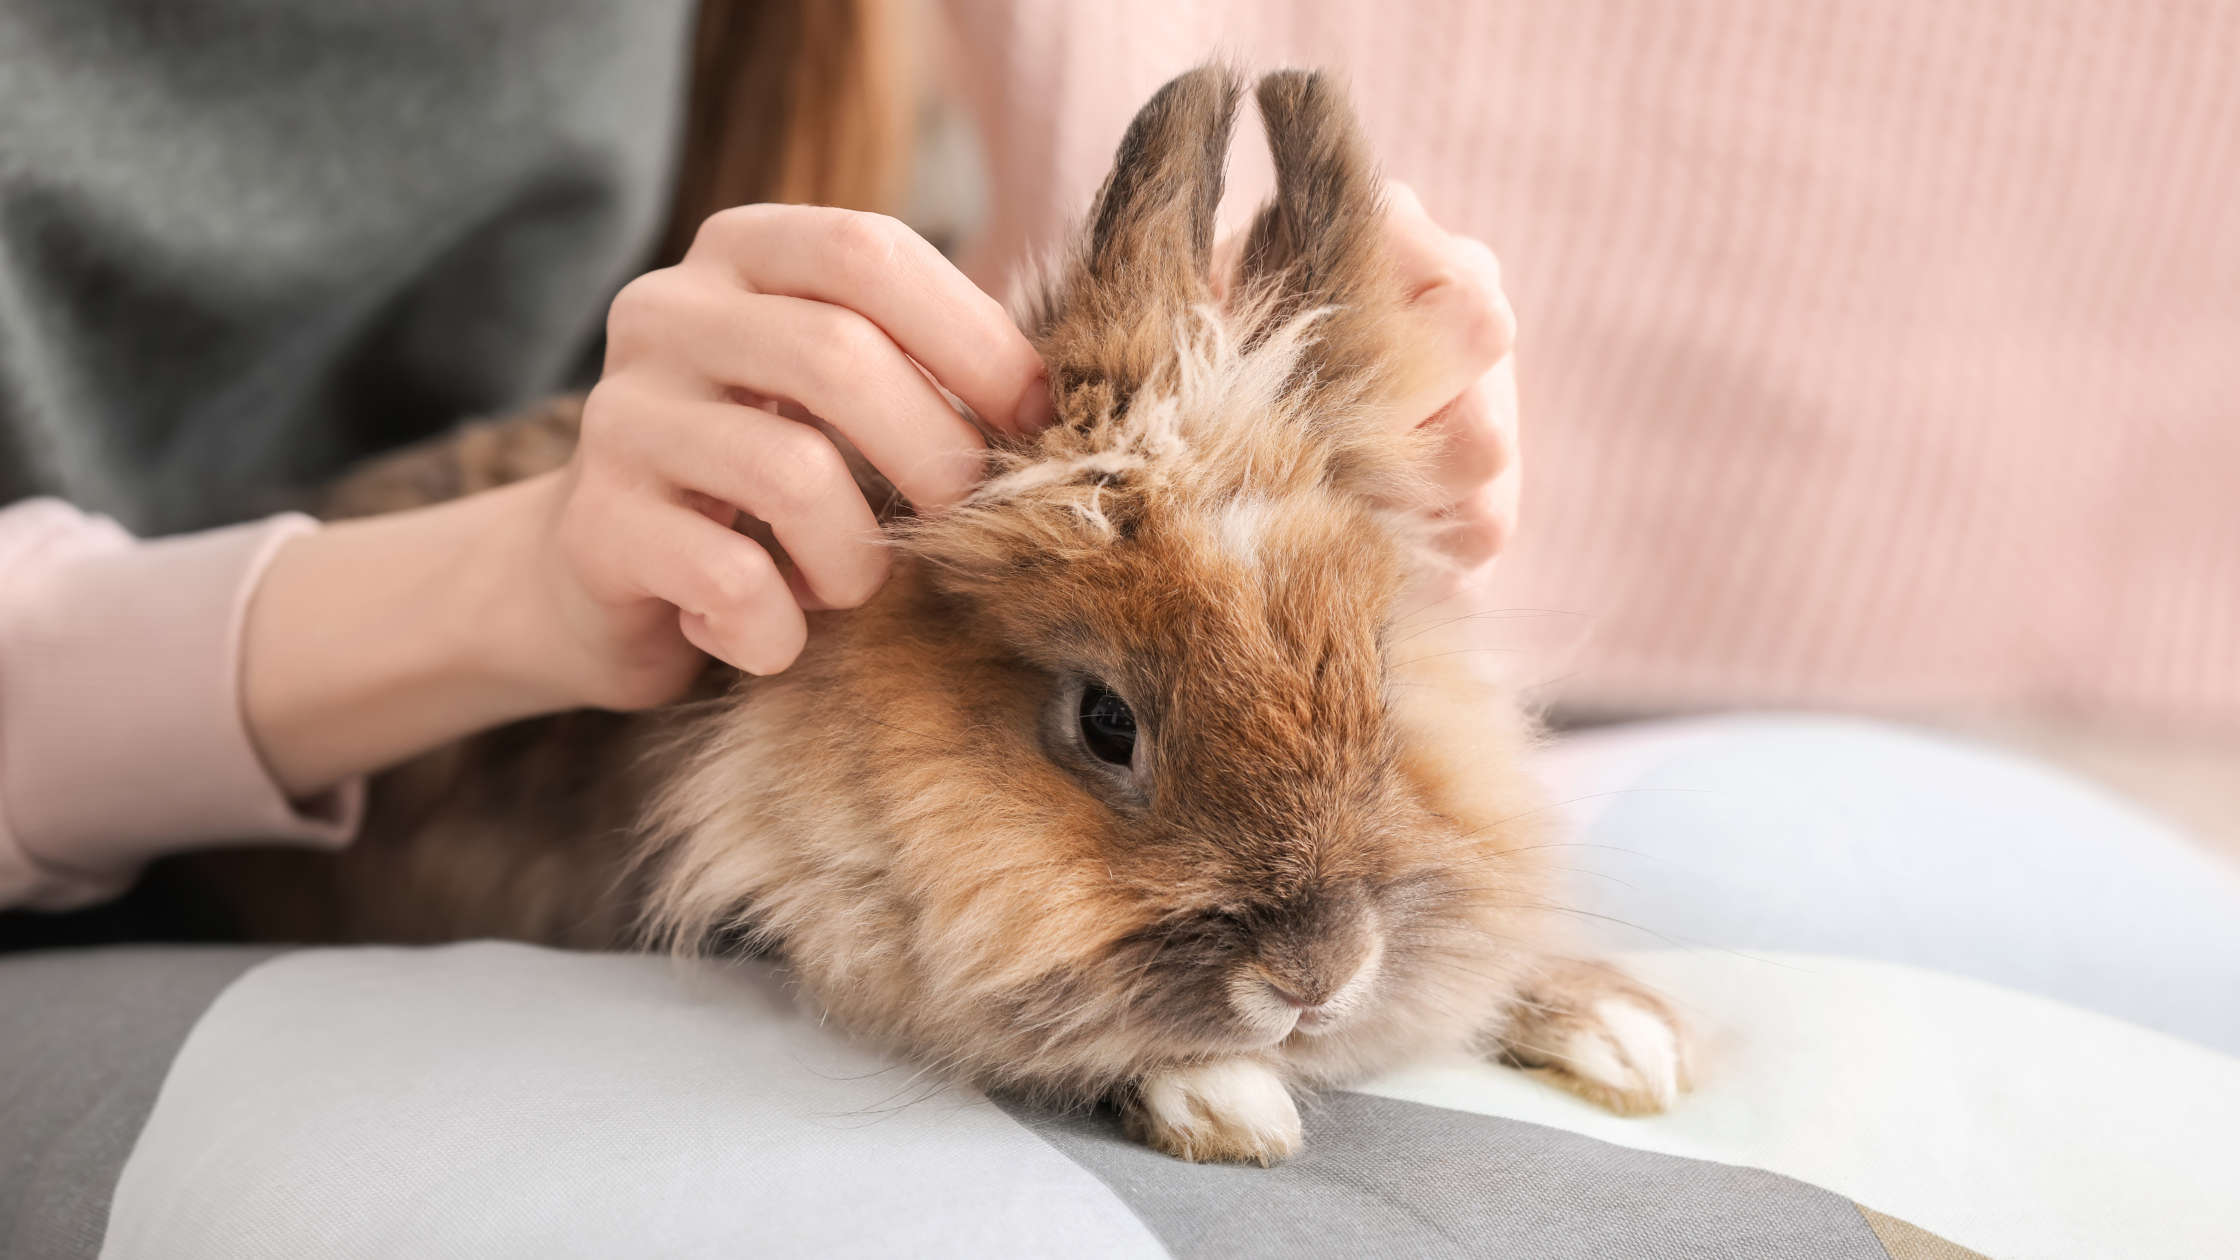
[1,501,370,909]
[240,474,571,798]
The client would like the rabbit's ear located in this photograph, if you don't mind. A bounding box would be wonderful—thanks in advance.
[1087,63,1240,297]
[1035,64,1243,424]
[1234,70,1402,394]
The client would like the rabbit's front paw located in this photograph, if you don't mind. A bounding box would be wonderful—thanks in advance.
[1497,960,1691,1115]
[1124,1060,1302,1165]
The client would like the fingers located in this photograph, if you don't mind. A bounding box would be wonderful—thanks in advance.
[1429,364,1521,575]
[565,205,1044,688]
[609,393,889,610]
[1370,183,1524,582]
[612,272,987,510]
[1438,476,1519,572]
[691,205,1053,435]
[1379,183,1517,434]
[1421,358,1520,505]
[613,500,809,676]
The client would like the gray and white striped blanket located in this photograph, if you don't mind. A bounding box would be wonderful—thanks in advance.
[8,717,2237,1258]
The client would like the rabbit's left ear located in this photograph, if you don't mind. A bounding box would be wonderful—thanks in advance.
[1031,64,1244,426]
[1230,70,1409,405]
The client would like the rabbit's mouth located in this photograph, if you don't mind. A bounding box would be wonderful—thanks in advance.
[1223,921,1386,1045]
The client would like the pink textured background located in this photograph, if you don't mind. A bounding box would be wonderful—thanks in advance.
[939,0,2240,731]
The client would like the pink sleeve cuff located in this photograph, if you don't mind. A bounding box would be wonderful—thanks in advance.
[0,499,364,911]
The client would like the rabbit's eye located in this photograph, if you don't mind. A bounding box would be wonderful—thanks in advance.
[1078,683,1139,766]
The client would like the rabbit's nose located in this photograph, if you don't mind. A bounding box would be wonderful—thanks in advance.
[1258,931,1380,1012]
[1251,884,1383,1010]
[1264,977,1330,1012]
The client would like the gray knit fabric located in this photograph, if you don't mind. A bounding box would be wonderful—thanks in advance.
[0,0,694,531]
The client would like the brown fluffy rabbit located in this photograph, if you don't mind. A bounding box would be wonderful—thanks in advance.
[161,65,1688,1164]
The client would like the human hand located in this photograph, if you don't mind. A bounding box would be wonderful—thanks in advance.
[1371,182,1521,597]
[520,205,1052,709]
[237,198,1504,796]
[1210,182,1518,595]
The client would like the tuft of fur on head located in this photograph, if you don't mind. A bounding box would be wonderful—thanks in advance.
[907,65,1446,606]
[634,64,1562,1108]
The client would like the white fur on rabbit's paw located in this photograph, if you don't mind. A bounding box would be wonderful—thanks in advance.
[1498,960,1692,1116]
[1124,1060,1302,1165]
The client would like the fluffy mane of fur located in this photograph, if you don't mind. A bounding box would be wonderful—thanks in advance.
[908,301,1437,587]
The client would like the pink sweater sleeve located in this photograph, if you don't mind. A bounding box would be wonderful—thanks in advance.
[0,499,363,911]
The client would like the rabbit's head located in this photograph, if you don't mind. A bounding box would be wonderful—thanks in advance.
[643,66,1554,1100]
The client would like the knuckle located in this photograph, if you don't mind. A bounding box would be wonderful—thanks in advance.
[752,424,852,519]
[821,210,907,277]
[1442,278,1514,368]
[701,544,779,616]
[1489,289,1519,355]
[1461,498,1515,557]
[576,382,655,459]
[1486,414,1521,473]
[1456,234,1503,282]
[1448,521,1504,568]
[1407,242,1515,368]
[575,386,624,446]
[1456,404,1514,475]
[799,308,887,393]
[1447,433,1505,488]
[1482,501,1517,548]
[690,203,778,260]
[604,271,676,351]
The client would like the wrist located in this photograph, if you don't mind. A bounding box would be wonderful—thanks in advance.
[450,471,603,716]
[241,479,576,796]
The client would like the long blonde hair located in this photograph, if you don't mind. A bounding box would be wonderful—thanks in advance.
[657,0,913,265]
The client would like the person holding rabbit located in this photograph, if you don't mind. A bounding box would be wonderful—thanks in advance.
[0,4,1514,913]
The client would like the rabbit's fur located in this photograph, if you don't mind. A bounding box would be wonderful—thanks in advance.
[164,66,1688,1163]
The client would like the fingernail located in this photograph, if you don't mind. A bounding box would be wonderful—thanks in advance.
[1013,373,1054,433]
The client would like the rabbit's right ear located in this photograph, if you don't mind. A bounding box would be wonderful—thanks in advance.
[1032,64,1244,426]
